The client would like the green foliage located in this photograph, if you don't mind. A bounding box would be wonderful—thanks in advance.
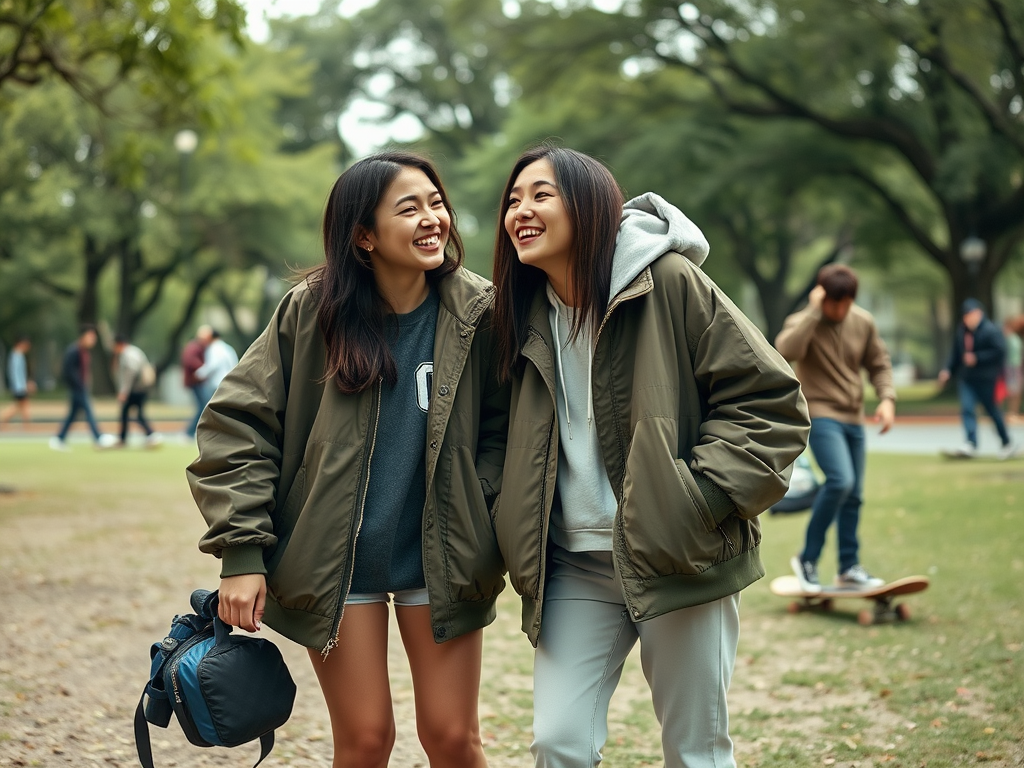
[0,0,246,120]
[271,0,511,161]
[0,26,336,372]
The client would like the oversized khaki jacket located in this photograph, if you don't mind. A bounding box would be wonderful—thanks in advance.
[775,304,895,424]
[188,268,509,652]
[495,252,809,646]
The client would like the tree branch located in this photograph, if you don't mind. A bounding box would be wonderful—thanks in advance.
[666,19,938,184]
[842,168,948,264]
[32,272,77,298]
[155,265,223,373]
[0,0,59,85]
[986,0,1024,89]
[978,181,1024,237]
[919,41,1024,155]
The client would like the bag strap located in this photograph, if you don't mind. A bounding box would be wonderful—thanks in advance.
[134,691,157,768]
[253,731,275,768]
[135,692,277,768]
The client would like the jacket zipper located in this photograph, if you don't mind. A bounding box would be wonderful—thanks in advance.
[593,279,648,621]
[168,627,216,741]
[535,416,556,606]
[321,382,383,659]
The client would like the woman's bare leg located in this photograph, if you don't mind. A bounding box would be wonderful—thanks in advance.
[307,603,395,768]
[396,606,488,768]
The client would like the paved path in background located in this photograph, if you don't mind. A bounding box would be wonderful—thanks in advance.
[865,418,1024,456]
[4,411,1023,456]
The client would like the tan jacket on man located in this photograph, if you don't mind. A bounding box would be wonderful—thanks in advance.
[775,304,895,424]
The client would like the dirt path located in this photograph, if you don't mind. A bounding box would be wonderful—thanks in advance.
[2,444,1019,767]
[0,446,447,767]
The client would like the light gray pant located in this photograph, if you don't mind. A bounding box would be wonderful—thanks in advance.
[531,548,740,768]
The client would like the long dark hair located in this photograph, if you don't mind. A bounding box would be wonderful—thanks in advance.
[308,151,463,394]
[492,144,623,382]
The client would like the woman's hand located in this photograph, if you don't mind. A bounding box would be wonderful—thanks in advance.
[218,573,267,632]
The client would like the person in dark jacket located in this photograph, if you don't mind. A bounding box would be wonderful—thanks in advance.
[50,325,115,451]
[938,299,1019,459]
[189,153,508,768]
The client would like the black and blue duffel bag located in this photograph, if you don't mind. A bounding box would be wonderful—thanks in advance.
[134,589,296,768]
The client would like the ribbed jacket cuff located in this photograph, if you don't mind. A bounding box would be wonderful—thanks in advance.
[219,544,267,577]
[693,472,737,526]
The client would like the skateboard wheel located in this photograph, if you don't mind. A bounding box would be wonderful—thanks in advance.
[857,609,874,626]
[895,603,911,621]
[787,601,801,614]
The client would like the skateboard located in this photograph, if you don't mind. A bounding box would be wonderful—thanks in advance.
[769,575,929,626]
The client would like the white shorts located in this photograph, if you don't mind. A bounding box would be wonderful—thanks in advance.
[345,587,429,606]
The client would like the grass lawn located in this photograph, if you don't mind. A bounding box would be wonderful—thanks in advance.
[0,445,1021,767]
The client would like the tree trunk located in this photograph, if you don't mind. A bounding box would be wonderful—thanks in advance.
[117,236,139,338]
[155,265,222,374]
[948,258,996,320]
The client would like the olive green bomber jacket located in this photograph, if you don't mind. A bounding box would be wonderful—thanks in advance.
[187,268,509,652]
[494,252,810,646]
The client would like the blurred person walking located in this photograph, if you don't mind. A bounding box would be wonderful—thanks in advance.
[112,334,160,447]
[1,336,35,428]
[181,324,213,437]
[1002,315,1023,425]
[776,265,896,593]
[189,152,508,768]
[938,299,1019,459]
[50,325,116,451]
[193,329,237,396]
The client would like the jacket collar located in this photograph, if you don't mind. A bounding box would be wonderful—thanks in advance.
[436,266,495,329]
[526,263,655,338]
[520,263,656,394]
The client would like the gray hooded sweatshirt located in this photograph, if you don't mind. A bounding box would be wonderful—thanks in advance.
[546,192,710,551]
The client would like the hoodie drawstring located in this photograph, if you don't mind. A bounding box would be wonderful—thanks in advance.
[548,282,597,440]
[586,344,593,431]
[551,306,574,441]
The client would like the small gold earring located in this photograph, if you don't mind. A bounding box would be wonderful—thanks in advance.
[366,245,373,252]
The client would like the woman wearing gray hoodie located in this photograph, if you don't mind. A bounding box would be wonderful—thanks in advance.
[490,145,808,768]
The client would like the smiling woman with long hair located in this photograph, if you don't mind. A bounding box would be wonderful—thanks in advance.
[188,151,508,768]
[490,144,809,768]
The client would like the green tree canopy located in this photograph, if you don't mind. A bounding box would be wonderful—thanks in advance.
[502,0,1024,314]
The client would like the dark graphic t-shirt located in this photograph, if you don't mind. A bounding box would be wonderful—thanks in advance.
[349,289,439,593]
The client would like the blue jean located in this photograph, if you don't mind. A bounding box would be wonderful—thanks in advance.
[57,388,101,441]
[185,383,210,436]
[801,418,866,573]
[958,378,1010,447]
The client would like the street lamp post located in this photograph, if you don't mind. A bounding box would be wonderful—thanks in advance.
[959,235,986,273]
[959,234,987,307]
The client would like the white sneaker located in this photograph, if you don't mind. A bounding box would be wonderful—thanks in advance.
[836,564,885,589]
[96,433,119,449]
[48,437,71,452]
[950,441,977,458]
[145,433,164,449]
[790,555,822,594]
[998,442,1021,461]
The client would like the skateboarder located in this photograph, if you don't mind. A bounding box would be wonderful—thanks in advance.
[776,265,895,593]
[938,299,1019,459]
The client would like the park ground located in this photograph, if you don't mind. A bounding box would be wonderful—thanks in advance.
[0,433,1021,767]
